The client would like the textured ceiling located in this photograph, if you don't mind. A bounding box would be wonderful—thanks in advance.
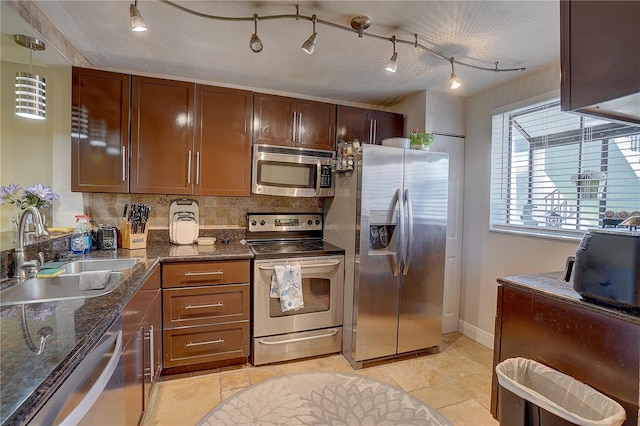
[6,1,560,107]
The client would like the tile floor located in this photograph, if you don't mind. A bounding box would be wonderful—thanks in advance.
[143,332,498,425]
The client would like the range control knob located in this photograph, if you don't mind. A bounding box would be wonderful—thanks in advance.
[307,219,313,225]
[260,220,266,226]
[251,220,257,226]
[315,219,321,225]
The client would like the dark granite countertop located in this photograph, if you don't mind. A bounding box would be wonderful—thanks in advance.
[498,271,640,325]
[0,241,253,426]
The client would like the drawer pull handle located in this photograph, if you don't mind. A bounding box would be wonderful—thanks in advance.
[258,261,340,270]
[184,271,224,277]
[186,338,224,347]
[185,303,224,310]
[257,328,339,345]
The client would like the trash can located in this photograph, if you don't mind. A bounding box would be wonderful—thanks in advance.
[495,358,626,426]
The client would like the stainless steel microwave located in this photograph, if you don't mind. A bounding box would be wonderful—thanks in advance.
[252,144,335,197]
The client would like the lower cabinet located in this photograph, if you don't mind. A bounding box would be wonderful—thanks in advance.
[161,260,250,373]
[123,266,161,425]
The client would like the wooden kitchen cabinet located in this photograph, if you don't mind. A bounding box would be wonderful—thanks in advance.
[195,85,253,196]
[71,67,130,193]
[336,105,404,145]
[491,283,639,425]
[130,76,196,194]
[161,260,250,373]
[123,266,161,426]
[560,0,640,124]
[253,93,336,150]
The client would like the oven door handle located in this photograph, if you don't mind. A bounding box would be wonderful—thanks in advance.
[258,261,341,270]
[257,328,339,345]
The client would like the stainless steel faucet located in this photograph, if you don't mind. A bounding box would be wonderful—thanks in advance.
[13,206,50,278]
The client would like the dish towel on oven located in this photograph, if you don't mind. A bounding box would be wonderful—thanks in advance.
[271,265,304,312]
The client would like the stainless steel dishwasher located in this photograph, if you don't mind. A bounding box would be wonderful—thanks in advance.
[29,316,125,425]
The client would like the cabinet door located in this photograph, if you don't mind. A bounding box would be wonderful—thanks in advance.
[123,324,143,426]
[372,110,404,144]
[296,100,336,151]
[253,93,295,147]
[143,290,161,412]
[130,76,195,194]
[71,67,130,193]
[195,85,252,196]
[336,105,371,144]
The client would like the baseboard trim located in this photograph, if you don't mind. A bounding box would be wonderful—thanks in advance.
[458,320,494,350]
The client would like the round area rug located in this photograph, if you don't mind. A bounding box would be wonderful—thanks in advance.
[197,371,452,426]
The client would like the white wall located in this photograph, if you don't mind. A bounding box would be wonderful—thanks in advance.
[394,90,466,137]
[460,62,579,347]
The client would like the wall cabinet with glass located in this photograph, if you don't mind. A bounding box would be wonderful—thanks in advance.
[71,67,130,193]
[254,93,336,151]
[336,105,404,145]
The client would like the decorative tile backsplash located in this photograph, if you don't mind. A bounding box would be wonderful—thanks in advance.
[83,193,323,230]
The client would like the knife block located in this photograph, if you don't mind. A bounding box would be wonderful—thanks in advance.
[120,219,148,250]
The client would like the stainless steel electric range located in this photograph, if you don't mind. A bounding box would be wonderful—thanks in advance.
[245,213,345,365]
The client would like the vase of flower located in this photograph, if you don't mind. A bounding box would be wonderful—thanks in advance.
[409,129,434,151]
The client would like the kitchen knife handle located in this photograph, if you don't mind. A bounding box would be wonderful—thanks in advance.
[121,145,126,181]
[187,150,192,184]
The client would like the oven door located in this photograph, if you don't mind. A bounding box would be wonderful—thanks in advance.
[253,256,344,337]
[251,144,334,197]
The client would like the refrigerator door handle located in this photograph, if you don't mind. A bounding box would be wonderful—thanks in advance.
[393,188,404,276]
[402,188,414,276]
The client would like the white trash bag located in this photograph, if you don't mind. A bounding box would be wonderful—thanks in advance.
[496,358,626,426]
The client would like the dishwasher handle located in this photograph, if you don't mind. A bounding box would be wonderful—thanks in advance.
[59,330,123,426]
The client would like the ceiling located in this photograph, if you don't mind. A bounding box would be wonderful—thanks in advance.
[3,1,560,107]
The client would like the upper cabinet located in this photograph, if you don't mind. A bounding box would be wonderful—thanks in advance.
[336,105,404,145]
[130,76,196,194]
[71,68,130,193]
[560,0,640,124]
[195,85,253,196]
[254,93,336,151]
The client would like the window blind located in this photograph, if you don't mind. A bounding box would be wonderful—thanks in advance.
[490,98,640,239]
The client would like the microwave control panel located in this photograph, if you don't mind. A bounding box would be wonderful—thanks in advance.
[320,165,333,188]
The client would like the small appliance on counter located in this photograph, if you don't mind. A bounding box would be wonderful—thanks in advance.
[97,224,117,250]
[169,199,199,245]
[565,223,640,309]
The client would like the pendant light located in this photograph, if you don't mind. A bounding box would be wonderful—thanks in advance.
[14,35,46,120]
[130,0,148,32]
[302,15,318,55]
[449,57,461,89]
[249,14,263,53]
[385,36,398,73]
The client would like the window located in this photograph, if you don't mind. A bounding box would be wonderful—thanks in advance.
[490,96,640,239]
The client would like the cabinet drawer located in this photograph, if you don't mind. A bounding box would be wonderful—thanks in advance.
[163,284,249,328]
[162,260,249,288]
[163,322,249,368]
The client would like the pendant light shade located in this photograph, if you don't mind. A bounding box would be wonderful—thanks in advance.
[14,35,46,120]
[130,1,148,32]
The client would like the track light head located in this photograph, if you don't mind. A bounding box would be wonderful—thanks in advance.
[449,57,461,89]
[385,36,397,73]
[250,14,263,53]
[130,1,148,32]
[302,15,317,54]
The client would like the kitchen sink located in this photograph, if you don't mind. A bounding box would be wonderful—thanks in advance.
[62,258,139,274]
[0,271,125,306]
[0,258,140,306]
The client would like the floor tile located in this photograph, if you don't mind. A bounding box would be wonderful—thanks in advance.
[438,398,500,426]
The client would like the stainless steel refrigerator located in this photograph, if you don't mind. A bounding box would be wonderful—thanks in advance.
[324,143,448,368]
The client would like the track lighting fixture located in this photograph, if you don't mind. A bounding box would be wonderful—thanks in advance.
[302,15,318,55]
[153,1,527,88]
[449,57,461,90]
[250,14,263,53]
[14,35,46,120]
[130,0,148,32]
[385,36,398,73]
